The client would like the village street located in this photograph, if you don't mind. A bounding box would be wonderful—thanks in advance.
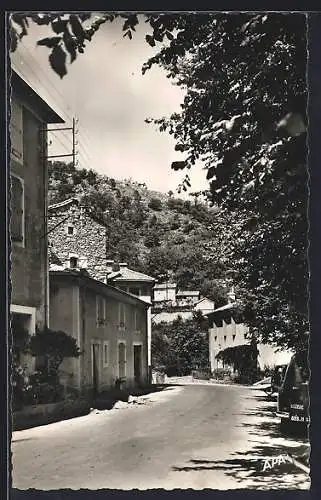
[12,383,310,491]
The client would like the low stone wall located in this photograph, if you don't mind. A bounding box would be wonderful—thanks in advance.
[12,398,91,431]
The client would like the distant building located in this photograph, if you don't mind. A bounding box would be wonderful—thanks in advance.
[106,262,156,380]
[50,269,149,396]
[152,283,215,324]
[153,283,177,305]
[10,71,64,368]
[207,293,292,372]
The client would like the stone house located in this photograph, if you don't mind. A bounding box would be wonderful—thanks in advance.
[49,269,149,396]
[47,198,108,282]
[207,292,292,372]
[106,262,156,381]
[10,70,64,362]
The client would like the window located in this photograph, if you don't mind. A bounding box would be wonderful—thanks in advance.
[141,286,148,296]
[10,99,23,164]
[11,174,24,244]
[103,341,109,367]
[232,334,236,342]
[96,296,106,326]
[129,287,140,296]
[119,303,126,328]
[224,335,227,343]
[69,256,78,269]
[67,225,75,235]
[214,336,217,342]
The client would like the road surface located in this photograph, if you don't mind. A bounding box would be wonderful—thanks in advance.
[12,383,310,490]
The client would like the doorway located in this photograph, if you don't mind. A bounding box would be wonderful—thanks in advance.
[118,342,126,379]
[134,344,142,385]
[92,343,100,397]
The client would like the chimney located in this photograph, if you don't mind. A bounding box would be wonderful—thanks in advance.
[119,262,128,270]
[227,286,236,304]
[106,259,114,274]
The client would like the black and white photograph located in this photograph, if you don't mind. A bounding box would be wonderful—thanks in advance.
[8,11,310,491]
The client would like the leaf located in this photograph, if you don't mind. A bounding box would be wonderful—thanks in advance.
[123,30,133,40]
[171,161,187,171]
[206,167,215,180]
[51,19,69,34]
[37,36,62,48]
[146,34,156,47]
[70,15,86,40]
[63,31,77,62]
[49,45,67,79]
[166,30,174,41]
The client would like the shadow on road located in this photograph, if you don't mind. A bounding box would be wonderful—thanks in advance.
[171,392,310,490]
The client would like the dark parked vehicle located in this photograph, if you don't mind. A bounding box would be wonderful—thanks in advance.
[271,364,288,394]
[276,350,309,431]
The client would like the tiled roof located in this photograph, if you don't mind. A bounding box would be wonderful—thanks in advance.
[108,268,156,283]
[177,290,200,297]
[154,283,177,289]
[48,198,79,210]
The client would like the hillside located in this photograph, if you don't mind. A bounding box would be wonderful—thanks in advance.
[48,162,231,305]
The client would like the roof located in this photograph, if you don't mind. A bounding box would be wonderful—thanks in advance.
[48,198,79,211]
[206,301,239,320]
[195,297,215,306]
[177,290,200,297]
[50,269,149,308]
[11,70,64,124]
[108,267,156,283]
[154,283,177,289]
[48,197,108,227]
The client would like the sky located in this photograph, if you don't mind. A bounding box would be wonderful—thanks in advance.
[10,15,208,196]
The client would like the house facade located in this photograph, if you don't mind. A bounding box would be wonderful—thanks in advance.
[49,269,149,395]
[10,71,64,352]
[207,301,292,372]
[48,198,108,282]
[106,262,156,381]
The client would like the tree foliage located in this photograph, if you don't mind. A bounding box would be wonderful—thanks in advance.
[29,328,82,375]
[216,342,259,384]
[152,311,209,376]
[144,13,308,351]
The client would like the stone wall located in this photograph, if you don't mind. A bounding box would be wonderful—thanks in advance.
[48,203,108,282]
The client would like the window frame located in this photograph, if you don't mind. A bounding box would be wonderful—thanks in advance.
[118,303,126,329]
[103,340,109,367]
[96,295,107,327]
[10,98,24,165]
[10,173,25,247]
[66,224,76,236]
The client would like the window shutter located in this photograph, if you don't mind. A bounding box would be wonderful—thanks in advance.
[11,175,24,242]
[10,100,23,164]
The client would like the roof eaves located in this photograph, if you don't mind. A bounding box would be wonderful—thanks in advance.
[12,70,64,124]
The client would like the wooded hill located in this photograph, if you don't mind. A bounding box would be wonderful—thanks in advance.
[48,161,231,306]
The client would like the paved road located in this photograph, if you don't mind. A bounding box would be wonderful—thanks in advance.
[12,384,310,490]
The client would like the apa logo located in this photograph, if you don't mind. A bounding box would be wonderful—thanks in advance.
[262,454,293,472]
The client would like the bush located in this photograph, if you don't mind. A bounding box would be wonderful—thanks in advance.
[28,370,64,404]
[148,197,163,211]
[211,369,233,381]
